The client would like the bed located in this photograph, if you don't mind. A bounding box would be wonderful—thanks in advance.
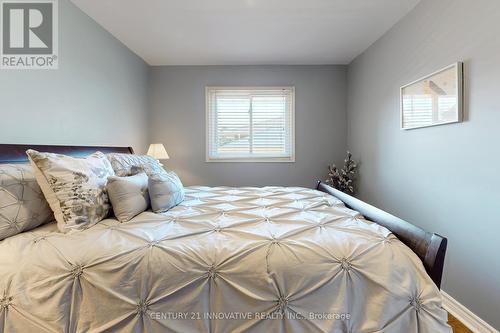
[0,144,451,333]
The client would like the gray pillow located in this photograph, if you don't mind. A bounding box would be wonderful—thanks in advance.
[148,171,185,213]
[107,173,149,222]
[0,164,54,240]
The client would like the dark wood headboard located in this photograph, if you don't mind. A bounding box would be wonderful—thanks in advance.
[317,181,447,289]
[0,144,134,164]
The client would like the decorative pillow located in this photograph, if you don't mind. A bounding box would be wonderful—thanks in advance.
[107,173,149,222]
[106,153,167,177]
[148,171,185,213]
[0,164,54,240]
[26,150,115,233]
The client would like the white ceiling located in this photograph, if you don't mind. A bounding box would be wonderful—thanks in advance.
[71,0,420,66]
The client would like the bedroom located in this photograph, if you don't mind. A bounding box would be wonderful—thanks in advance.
[0,0,498,332]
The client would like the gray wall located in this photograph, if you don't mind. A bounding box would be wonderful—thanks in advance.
[347,0,500,329]
[0,0,149,153]
[149,65,347,187]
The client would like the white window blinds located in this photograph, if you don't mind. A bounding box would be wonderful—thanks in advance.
[206,87,295,162]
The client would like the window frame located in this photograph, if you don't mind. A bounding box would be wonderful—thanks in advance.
[206,86,295,163]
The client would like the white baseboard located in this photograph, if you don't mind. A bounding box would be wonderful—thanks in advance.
[441,291,498,333]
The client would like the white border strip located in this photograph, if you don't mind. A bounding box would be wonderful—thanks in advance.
[442,291,498,333]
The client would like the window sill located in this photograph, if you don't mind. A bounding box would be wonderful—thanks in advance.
[206,157,295,163]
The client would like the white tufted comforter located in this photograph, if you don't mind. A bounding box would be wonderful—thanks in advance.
[0,186,451,333]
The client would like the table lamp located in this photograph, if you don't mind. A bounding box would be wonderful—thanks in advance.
[147,143,169,165]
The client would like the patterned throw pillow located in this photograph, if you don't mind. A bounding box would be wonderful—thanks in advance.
[0,164,54,240]
[148,171,185,213]
[106,153,167,177]
[26,150,115,233]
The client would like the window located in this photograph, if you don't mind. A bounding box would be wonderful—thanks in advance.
[206,87,295,162]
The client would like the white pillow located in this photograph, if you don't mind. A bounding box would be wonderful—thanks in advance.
[107,173,149,222]
[26,150,115,233]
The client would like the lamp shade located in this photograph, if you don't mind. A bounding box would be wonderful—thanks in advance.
[147,143,170,160]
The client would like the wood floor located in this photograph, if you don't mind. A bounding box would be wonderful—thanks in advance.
[448,313,473,333]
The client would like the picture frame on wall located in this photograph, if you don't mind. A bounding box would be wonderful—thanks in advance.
[401,62,463,130]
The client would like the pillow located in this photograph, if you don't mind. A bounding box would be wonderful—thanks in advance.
[0,164,54,240]
[148,171,185,213]
[107,173,149,222]
[26,150,115,233]
[106,153,167,177]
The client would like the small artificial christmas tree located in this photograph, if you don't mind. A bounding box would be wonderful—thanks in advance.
[326,151,358,194]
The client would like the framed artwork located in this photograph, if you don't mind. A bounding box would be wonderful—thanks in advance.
[401,62,463,130]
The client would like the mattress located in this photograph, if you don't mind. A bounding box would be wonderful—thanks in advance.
[0,186,451,332]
